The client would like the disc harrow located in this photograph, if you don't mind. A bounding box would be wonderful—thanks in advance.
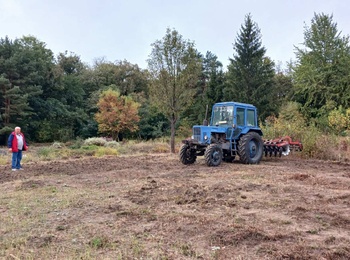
[263,136,303,157]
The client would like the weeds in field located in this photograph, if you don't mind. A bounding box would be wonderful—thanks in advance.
[178,242,197,257]
[95,147,118,157]
[0,155,8,165]
[89,237,109,249]
[0,137,174,166]
[36,147,56,160]
[261,106,350,162]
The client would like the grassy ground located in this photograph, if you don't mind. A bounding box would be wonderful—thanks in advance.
[0,143,349,259]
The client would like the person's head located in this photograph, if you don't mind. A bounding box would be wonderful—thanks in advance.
[15,126,21,134]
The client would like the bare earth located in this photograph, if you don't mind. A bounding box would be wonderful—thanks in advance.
[0,154,349,259]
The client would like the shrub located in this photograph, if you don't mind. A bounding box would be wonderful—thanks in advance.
[328,106,350,135]
[83,137,107,146]
[52,142,64,149]
[104,141,120,148]
[261,102,350,161]
[69,138,84,149]
[37,147,55,160]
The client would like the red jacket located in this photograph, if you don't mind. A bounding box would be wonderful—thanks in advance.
[8,132,28,152]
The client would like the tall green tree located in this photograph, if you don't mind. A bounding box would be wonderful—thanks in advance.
[147,28,202,153]
[182,51,225,126]
[81,59,149,139]
[225,14,275,120]
[292,13,350,120]
[272,71,294,113]
[203,51,225,112]
[38,52,90,141]
[0,36,54,141]
[86,59,148,96]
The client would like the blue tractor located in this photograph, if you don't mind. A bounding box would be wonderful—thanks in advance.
[180,102,264,166]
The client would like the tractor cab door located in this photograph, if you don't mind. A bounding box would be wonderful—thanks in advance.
[232,106,246,139]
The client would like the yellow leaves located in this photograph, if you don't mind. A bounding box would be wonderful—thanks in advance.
[328,107,350,133]
[94,89,140,139]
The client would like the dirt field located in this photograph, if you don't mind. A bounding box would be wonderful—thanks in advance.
[0,153,349,259]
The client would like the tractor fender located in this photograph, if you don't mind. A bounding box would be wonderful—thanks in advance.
[240,128,263,137]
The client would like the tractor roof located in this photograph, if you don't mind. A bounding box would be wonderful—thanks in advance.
[213,101,256,109]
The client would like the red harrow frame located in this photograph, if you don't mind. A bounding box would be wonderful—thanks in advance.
[263,136,303,157]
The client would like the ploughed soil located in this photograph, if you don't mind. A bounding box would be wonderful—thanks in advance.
[0,154,350,259]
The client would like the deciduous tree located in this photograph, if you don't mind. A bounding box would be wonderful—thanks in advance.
[95,88,140,140]
[147,28,202,153]
[292,13,350,120]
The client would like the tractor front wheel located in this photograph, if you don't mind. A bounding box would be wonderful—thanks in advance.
[238,132,263,164]
[179,144,197,165]
[205,144,223,166]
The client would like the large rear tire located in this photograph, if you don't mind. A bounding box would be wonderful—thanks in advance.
[179,144,197,165]
[204,144,223,166]
[238,132,263,164]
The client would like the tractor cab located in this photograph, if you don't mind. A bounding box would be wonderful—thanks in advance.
[210,102,262,140]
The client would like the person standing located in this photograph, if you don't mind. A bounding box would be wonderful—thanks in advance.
[8,126,28,171]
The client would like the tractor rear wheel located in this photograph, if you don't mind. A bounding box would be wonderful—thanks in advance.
[205,144,223,166]
[179,144,197,165]
[238,132,263,164]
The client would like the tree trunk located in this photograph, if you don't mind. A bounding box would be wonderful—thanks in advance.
[170,116,176,153]
[5,97,10,124]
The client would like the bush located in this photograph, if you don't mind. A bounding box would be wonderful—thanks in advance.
[37,147,55,160]
[68,138,84,149]
[328,106,350,135]
[261,102,350,161]
[52,142,64,149]
[104,141,120,148]
[83,137,107,146]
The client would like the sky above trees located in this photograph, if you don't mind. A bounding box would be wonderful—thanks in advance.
[1,0,349,69]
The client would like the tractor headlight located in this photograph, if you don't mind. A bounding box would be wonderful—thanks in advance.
[204,135,208,140]
[191,135,194,139]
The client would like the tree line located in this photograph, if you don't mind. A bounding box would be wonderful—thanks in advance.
[1,13,349,149]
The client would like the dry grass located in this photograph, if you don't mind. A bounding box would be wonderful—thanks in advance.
[0,153,349,259]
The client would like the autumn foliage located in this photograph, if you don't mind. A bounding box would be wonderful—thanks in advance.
[95,89,140,140]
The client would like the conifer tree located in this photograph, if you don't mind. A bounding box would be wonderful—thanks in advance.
[225,14,275,120]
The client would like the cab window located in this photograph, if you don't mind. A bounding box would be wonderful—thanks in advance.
[247,109,256,126]
[236,108,245,126]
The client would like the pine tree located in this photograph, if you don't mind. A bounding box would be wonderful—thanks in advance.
[0,36,52,137]
[225,14,275,120]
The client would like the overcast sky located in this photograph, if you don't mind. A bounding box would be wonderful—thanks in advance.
[1,0,349,70]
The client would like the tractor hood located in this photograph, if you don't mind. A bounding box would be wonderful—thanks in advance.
[192,125,227,145]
